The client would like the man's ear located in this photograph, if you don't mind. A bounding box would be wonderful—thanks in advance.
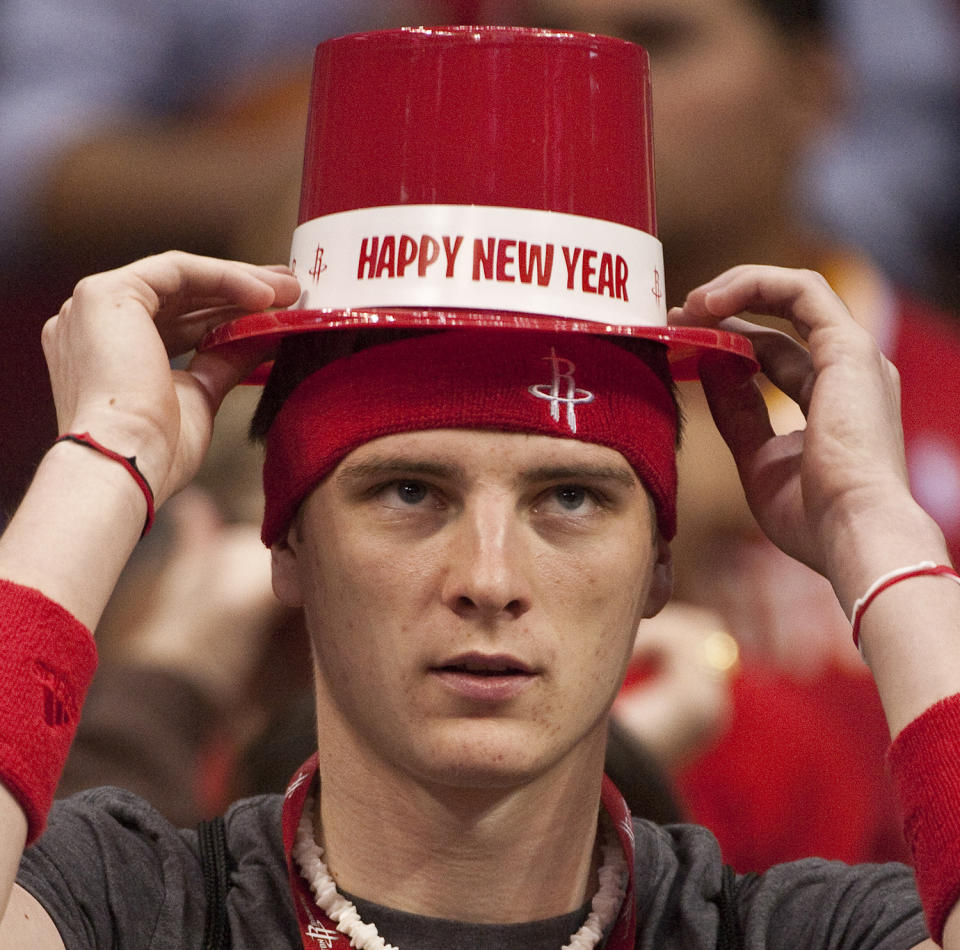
[270,526,305,608]
[642,533,673,619]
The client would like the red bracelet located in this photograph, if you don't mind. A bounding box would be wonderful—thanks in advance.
[889,693,960,944]
[0,580,97,843]
[54,432,155,537]
[850,562,960,650]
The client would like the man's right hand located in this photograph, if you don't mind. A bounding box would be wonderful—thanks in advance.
[41,251,300,506]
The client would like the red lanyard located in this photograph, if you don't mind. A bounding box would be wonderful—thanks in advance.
[281,755,638,949]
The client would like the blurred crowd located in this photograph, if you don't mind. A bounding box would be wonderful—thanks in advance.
[2,0,959,874]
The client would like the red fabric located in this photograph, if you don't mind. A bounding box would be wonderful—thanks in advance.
[892,294,960,564]
[670,663,908,873]
[0,579,97,842]
[262,329,678,545]
[888,693,960,945]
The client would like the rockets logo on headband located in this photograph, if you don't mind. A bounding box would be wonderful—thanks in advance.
[261,330,679,547]
[529,347,596,434]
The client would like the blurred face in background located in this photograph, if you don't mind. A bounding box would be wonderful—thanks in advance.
[519,0,831,264]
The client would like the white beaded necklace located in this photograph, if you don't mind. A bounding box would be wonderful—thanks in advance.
[292,791,628,950]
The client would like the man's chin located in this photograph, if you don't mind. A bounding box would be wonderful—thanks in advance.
[403,724,569,793]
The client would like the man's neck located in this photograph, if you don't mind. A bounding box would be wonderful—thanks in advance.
[312,736,608,924]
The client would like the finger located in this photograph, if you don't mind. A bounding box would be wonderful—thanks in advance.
[122,252,300,322]
[720,317,815,416]
[53,255,300,356]
[184,337,274,416]
[156,304,270,356]
[697,349,776,465]
[670,265,846,341]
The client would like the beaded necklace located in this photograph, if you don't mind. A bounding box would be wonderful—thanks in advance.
[281,756,638,950]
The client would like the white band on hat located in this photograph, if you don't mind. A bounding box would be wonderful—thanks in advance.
[288,204,667,326]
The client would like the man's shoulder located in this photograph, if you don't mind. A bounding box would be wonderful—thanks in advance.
[630,818,927,948]
[36,785,284,842]
[17,788,294,948]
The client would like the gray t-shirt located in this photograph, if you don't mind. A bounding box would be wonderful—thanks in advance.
[17,786,928,949]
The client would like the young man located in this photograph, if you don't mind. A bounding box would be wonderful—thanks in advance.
[1,26,959,950]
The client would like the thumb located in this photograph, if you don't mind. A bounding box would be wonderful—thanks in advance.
[697,351,773,468]
[186,338,272,416]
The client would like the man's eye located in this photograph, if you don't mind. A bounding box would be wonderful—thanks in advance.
[395,481,428,504]
[537,485,600,515]
[555,486,588,510]
[378,480,433,508]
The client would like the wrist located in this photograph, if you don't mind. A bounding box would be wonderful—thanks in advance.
[889,693,960,944]
[46,436,153,532]
[54,433,155,536]
[0,443,147,629]
[0,579,97,843]
[822,496,950,617]
[59,407,175,499]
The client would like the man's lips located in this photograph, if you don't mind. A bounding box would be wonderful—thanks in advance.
[430,652,538,701]
[432,652,535,676]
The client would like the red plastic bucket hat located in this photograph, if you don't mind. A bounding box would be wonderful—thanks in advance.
[200,25,755,380]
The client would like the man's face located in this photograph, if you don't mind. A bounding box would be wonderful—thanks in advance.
[272,428,670,790]
[523,0,817,252]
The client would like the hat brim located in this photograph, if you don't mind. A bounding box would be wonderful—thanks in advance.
[198,307,757,383]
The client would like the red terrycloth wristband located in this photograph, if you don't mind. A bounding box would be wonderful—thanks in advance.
[888,692,960,943]
[0,579,98,843]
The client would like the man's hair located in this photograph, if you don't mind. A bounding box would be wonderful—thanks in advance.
[249,329,682,446]
[250,328,438,442]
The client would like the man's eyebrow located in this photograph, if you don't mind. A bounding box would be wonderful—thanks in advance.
[335,457,465,483]
[335,457,639,489]
[518,464,639,489]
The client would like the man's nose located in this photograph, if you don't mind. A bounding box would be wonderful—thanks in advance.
[440,501,532,622]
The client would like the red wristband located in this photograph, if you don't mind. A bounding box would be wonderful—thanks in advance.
[54,432,156,537]
[0,579,98,843]
[888,692,960,943]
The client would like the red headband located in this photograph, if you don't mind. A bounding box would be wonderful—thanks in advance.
[261,330,679,546]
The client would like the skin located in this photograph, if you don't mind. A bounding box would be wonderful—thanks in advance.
[0,253,301,948]
[270,428,672,918]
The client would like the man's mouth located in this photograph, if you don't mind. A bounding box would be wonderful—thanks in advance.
[430,653,538,701]
[434,653,534,676]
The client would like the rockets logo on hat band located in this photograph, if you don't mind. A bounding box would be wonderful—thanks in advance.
[261,329,679,547]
